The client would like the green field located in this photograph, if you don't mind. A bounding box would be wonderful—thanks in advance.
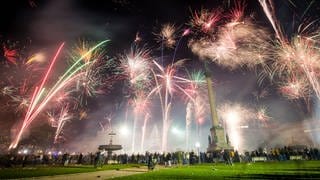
[114,161,320,179]
[1,161,320,179]
[0,164,140,179]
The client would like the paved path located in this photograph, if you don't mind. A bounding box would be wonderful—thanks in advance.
[28,167,150,180]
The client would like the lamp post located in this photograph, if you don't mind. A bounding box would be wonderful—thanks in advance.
[195,142,201,164]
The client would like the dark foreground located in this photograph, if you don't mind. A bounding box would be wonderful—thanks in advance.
[0,164,141,179]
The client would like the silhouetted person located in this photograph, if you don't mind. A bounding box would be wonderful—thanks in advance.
[22,155,28,167]
[94,151,100,168]
[223,150,232,166]
[147,153,154,170]
[62,153,68,166]
[77,153,83,164]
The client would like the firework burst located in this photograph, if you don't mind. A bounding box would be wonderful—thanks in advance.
[278,76,310,100]
[274,35,320,99]
[189,22,272,69]
[0,86,15,97]
[184,70,208,126]
[0,41,47,113]
[120,46,153,89]
[47,106,72,144]
[129,92,152,153]
[120,45,154,153]
[155,23,177,48]
[69,39,115,107]
[189,2,273,70]
[151,59,195,152]
[256,106,271,125]
[26,52,46,65]
[259,0,320,101]
[2,43,19,65]
[190,8,222,33]
[9,40,109,149]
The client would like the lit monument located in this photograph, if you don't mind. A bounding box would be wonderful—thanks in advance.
[205,64,232,152]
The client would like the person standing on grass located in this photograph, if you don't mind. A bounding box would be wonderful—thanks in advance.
[229,150,234,163]
[22,154,28,167]
[62,153,68,166]
[94,151,100,168]
[77,153,83,164]
[223,149,232,166]
[234,151,240,162]
[147,152,154,170]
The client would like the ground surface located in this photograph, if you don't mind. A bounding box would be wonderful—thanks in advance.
[1,161,320,179]
[0,164,142,179]
[114,161,320,180]
[34,166,149,180]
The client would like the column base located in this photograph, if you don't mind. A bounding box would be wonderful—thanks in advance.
[207,126,233,152]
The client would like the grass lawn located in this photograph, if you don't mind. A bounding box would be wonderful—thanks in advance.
[0,164,141,179]
[113,161,320,179]
[2,161,320,179]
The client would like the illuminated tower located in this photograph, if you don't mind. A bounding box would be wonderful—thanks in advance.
[205,63,231,152]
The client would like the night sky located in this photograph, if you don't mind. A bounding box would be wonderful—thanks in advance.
[1,0,320,153]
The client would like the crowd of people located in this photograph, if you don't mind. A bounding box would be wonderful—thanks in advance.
[0,146,320,168]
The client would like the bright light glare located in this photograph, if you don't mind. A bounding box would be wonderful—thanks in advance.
[171,127,179,134]
[227,111,238,122]
[195,142,200,148]
[23,149,28,154]
[120,125,129,136]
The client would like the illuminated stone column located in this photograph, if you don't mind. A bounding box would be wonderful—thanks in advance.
[205,63,231,152]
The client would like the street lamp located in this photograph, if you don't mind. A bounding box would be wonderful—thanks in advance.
[195,142,201,163]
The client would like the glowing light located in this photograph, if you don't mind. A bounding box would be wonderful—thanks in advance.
[171,127,182,135]
[120,125,130,136]
[219,103,255,151]
[195,142,200,148]
[26,53,46,64]
[240,125,249,129]
[182,29,191,36]
[23,149,28,154]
